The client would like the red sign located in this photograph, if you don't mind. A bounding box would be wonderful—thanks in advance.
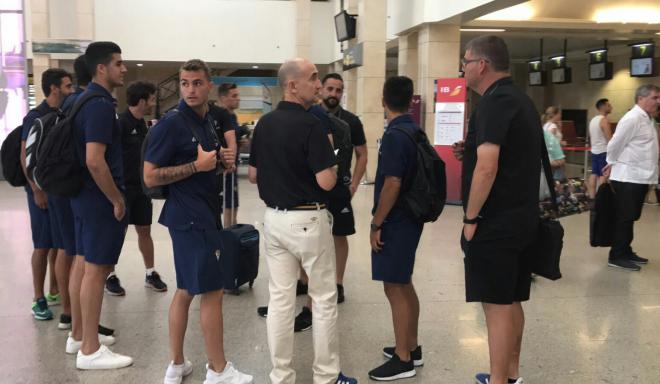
[436,78,467,103]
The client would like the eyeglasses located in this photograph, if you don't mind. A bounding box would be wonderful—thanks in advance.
[461,58,488,68]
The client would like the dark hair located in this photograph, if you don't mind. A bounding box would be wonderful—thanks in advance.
[464,35,510,72]
[322,73,343,85]
[73,55,91,86]
[41,68,71,97]
[218,83,237,97]
[595,98,609,110]
[180,59,211,80]
[85,41,122,76]
[383,76,413,113]
[126,81,156,107]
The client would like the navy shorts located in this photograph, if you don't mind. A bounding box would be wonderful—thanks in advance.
[26,188,53,249]
[125,187,153,226]
[461,210,537,305]
[48,195,76,256]
[591,152,607,176]
[222,172,239,209]
[328,184,355,236]
[169,228,224,295]
[371,210,423,284]
[71,186,128,265]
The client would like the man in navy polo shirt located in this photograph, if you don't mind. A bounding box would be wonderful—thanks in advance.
[20,68,73,321]
[68,41,132,370]
[369,76,424,381]
[143,59,253,384]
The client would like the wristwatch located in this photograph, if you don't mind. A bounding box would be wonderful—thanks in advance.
[462,215,481,225]
[370,222,382,232]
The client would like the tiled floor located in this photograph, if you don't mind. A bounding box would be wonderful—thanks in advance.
[2,174,660,384]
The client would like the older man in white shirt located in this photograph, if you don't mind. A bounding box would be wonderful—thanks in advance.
[605,84,660,271]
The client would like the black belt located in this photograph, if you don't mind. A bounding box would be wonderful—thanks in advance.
[269,203,326,211]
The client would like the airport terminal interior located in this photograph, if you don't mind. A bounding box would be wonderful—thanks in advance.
[1,0,660,383]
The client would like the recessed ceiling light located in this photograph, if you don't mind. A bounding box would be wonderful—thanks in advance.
[593,7,660,24]
[252,65,259,69]
[656,32,660,35]
[460,28,506,32]
[137,63,143,67]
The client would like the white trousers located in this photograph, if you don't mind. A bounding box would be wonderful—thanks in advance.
[264,207,340,384]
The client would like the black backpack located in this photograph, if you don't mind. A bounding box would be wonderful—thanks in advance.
[25,110,65,182]
[141,109,215,199]
[1,125,27,187]
[394,126,447,223]
[33,92,105,196]
[328,113,353,185]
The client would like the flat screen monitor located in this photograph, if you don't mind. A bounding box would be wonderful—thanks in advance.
[334,11,356,42]
[552,67,571,84]
[590,62,606,80]
[630,57,653,77]
[529,71,543,86]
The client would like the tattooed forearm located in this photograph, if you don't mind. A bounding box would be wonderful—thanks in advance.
[154,162,197,185]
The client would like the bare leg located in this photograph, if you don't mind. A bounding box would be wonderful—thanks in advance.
[48,248,59,295]
[334,236,348,285]
[80,262,112,354]
[482,303,518,384]
[587,174,597,199]
[508,302,525,379]
[383,282,418,362]
[69,256,85,340]
[200,289,227,372]
[135,225,154,269]
[55,249,73,315]
[31,248,50,300]
[169,289,194,364]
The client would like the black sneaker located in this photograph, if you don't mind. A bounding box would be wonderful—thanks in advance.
[105,275,126,296]
[58,313,72,330]
[98,324,115,336]
[608,258,641,271]
[627,253,649,265]
[294,307,312,332]
[337,284,345,304]
[257,306,268,318]
[296,280,308,296]
[145,271,168,292]
[369,353,416,381]
[383,345,423,367]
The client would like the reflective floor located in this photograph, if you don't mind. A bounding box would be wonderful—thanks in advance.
[2,173,660,384]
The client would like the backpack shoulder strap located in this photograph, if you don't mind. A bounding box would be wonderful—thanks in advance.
[68,91,107,119]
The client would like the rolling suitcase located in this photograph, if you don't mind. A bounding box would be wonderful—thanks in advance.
[220,171,260,294]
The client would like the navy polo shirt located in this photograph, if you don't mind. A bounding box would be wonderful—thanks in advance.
[73,82,124,188]
[21,100,56,140]
[144,100,221,230]
[374,114,419,218]
[308,104,333,135]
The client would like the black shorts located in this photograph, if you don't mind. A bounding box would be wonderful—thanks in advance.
[461,212,537,305]
[125,187,153,226]
[327,184,355,236]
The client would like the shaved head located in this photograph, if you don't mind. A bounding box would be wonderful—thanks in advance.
[278,57,321,109]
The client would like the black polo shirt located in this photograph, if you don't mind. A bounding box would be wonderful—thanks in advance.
[207,104,234,147]
[462,77,542,218]
[119,110,148,189]
[249,101,336,209]
[333,107,367,147]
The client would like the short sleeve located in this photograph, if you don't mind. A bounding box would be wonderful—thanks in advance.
[476,93,517,147]
[144,120,176,166]
[380,129,412,178]
[349,117,367,146]
[248,122,259,167]
[306,121,336,173]
[83,100,116,145]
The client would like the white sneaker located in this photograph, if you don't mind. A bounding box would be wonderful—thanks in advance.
[204,362,253,384]
[163,360,193,384]
[76,344,133,370]
[65,333,116,354]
